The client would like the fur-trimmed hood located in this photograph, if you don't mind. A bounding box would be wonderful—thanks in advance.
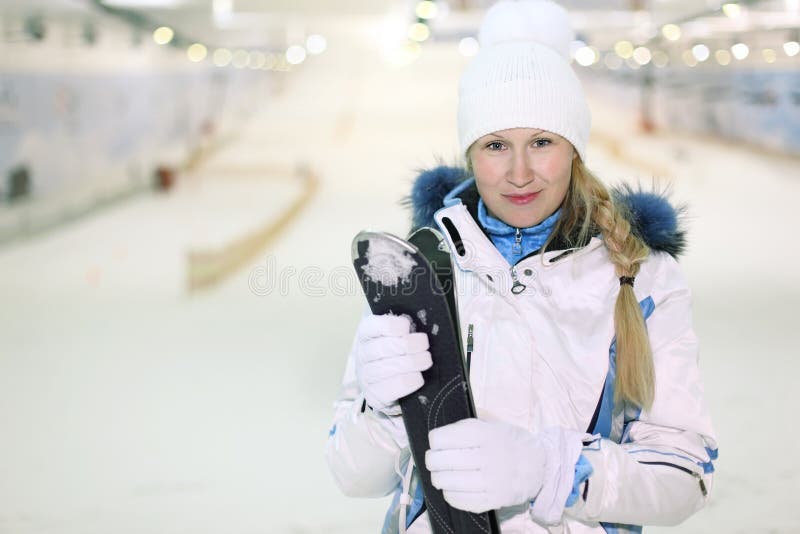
[404,165,687,258]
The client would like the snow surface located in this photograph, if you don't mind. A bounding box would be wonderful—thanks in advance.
[361,237,417,287]
[0,36,798,534]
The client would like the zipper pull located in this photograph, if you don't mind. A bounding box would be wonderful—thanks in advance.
[512,228,522,256]
[466,324,474,372]
[693,472,708,497]
[510,266,526,294]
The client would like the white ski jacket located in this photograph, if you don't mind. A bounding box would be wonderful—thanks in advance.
[325,169,717,534]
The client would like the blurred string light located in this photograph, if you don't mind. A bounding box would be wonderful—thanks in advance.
[784,41,800,56]
[386,40,422,67]
[762,48,777,63]
[682,50,698,66]
[604,53,623,70]
[249,51,266,69]
[306,34,327,55]
[187,43,207,62]
[232,49,249,68]
[153,26,174,45]
[692,43,710,61]
[722,3,742,17]
[731,42,749,59]
[652,50,669,67]
[213,0,232,13]
[264,53,278,70]
[574,46,599,66]
[459,37,480,57]
[570,39,587,58]
[661,23,681,41]
[416,1,439,20]
[625,57,641,70]
[614,40,634,58]
[213,48,232,67]
[633,46,652,65]
[715,49,732,65]
[409,22,431,42]
[286,45,307,65]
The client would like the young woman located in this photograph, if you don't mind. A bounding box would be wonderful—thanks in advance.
[325,2,717,533]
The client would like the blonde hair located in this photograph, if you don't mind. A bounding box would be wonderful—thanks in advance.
[546,157,654,409]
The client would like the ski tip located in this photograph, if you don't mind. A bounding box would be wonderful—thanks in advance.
[351,230,417,262]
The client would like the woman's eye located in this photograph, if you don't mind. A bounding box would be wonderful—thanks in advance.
[487,141,504,150]
[533,138,552,148]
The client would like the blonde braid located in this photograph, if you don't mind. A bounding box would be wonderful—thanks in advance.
[553,159,656,409]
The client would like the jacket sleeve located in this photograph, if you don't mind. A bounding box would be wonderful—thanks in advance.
[324,305,410,498]
[566,252,718,526]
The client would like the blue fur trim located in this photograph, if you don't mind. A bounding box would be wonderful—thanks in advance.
[610,183,687,258]
[402,166,468,232]
[405,166,687,258]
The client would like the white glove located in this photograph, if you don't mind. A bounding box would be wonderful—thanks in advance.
[425,418,584,524]
[355,314,432,415]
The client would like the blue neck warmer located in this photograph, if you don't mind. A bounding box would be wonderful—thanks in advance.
[477,198,561,265]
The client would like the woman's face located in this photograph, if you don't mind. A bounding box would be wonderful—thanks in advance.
[468,127,576,229]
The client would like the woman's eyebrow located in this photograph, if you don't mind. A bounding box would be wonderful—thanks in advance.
[488,129,546,140]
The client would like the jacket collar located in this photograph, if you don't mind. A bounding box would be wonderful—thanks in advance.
[404,165,687,259]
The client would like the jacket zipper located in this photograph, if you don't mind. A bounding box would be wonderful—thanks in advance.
[510,229,527,294]
[637,461,708,497]
[512,228,522,255]
[466,323,474,373]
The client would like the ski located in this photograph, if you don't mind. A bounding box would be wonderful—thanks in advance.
[352,228,500,534]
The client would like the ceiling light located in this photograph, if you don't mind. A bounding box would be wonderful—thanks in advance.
[213,48,232,67]
[187,43,207,62]
[213,0,232,13]
[661,24,681,41]
[409,22,430,42]
[286,45,307,65]
[784,41,800,56]
[692,44,710,61]
[306,34,327,55]
[249,51,266,69]
[652,50,669,67]
[731,42,749,59]
[385,40,422,68]
[722,3,742,17]
[614,40,634,59]
[633,46,652,65]
[416,1,439,20]
[574,46,598,66]
[152,26,174,45]
[232,49,249,68]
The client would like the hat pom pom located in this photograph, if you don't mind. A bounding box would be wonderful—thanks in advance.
[477,0,574,60]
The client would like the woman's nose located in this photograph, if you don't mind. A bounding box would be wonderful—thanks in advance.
[507,151,534,187]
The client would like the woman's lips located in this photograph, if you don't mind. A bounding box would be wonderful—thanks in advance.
[503,192,540,205]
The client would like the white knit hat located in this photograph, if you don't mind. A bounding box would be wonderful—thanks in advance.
[458,0,591,162]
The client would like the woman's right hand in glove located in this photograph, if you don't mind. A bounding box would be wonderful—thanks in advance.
[355,314,432,416]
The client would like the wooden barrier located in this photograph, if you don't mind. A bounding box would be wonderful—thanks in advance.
[186,164,319,292]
